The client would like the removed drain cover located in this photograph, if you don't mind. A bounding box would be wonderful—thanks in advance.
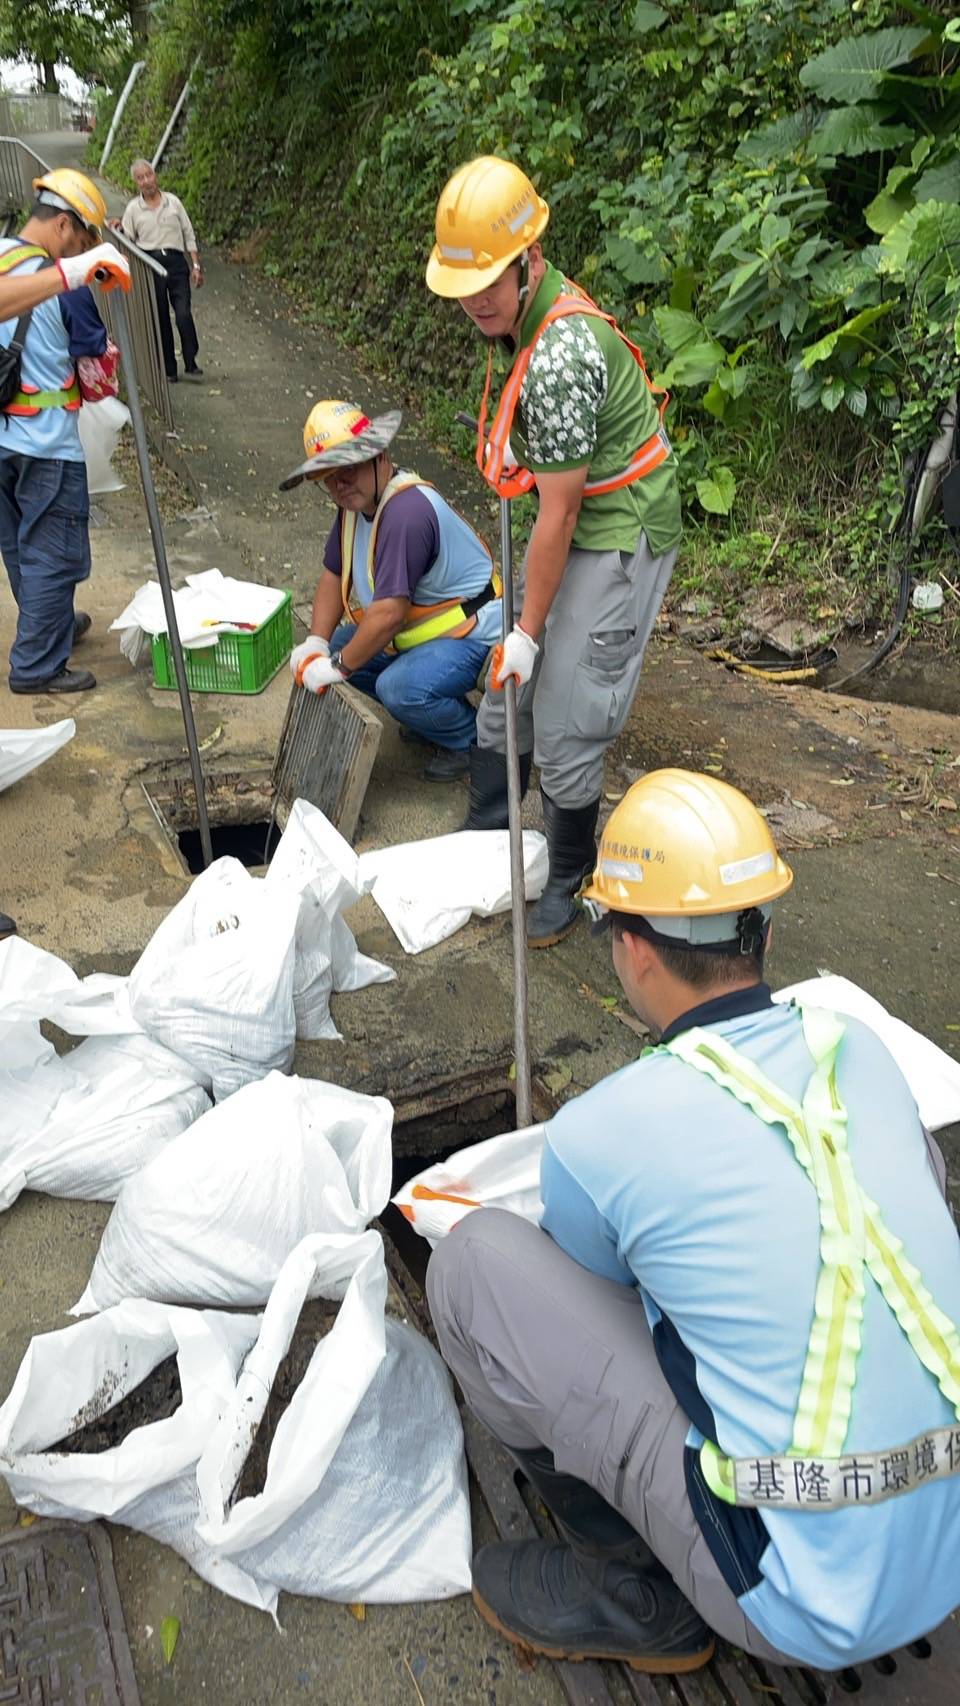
[0,1519,140,1704]
[272,681,381,842]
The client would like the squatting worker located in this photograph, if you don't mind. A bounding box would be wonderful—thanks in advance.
[281,400,502,782]
[427,770,960,1675]
[0,169,130,696]
[426,156,681,947]
[120,160,203,382]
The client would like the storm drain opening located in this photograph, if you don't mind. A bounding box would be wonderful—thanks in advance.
[142,766,280,875]
[381,1062,556,1284]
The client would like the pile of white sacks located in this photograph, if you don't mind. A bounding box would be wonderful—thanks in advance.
[0,798,551,1617]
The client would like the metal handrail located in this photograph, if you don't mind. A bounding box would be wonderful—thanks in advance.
[0,135,173,427]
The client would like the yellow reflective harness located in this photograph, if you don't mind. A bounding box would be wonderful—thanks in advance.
[339,471,499,653]
[663,1005,960,1510]
[0,241,81,414]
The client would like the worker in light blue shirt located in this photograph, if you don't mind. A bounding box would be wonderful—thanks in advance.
[427,769,960,1678]
[0,168,117,695]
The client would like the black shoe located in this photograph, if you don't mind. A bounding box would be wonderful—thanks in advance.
[73,611,92,644]
[527,791,600,948]
[9,667,96,695]
[166,372,178,383]
[424,747,470,782]
[472,1538,714,1674]
[464,744,532,830]
[184,365,204,378]
[0,911,16,941]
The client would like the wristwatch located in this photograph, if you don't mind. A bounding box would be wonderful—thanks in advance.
[330,649,352,677]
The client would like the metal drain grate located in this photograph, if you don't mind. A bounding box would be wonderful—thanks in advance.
[0,1520,140,1705]
[271,681,382,842]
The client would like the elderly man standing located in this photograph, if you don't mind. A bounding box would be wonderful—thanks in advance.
[121,159,203,382]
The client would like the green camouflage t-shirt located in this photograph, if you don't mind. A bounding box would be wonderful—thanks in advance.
[511,262,681,557]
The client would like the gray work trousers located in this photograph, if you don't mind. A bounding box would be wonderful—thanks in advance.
[427,1208,791,1662]
[475,535,677,809]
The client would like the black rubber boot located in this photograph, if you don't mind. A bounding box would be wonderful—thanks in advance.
[512,1447,656,1565]
[0,911,16,940]
[423,747,470,782]
[526,791,600,948]
[463,745,532,830]
[472,1535,714,1674]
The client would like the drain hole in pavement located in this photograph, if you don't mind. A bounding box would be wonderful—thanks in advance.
[178,818,281,873]
[836,1668,862,1694]
[382,1076,554,1287]
[908,1638,932,1659]
[140,767,279,875]
[871,1656,897,1676]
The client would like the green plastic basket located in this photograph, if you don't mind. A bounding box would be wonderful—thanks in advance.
[150,591,294,695]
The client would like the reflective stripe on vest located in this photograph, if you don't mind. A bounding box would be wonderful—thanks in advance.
[663,1006,960,1511]
[476,287,671,502]
[339,472,497,651]
[0,242,48,274]
[1,242,80,414]
[5,378,82,415]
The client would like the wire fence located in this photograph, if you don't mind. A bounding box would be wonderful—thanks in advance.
[0,94,78,135]
[0,135,173,428]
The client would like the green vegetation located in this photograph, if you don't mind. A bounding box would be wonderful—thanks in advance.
[95,0,960,640]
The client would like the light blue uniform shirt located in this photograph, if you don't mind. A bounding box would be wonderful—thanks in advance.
[349,479,502,644]
[0,239,89,461]
[540,990,960,1667]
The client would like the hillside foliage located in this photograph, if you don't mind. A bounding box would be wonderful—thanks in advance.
[95,0,960,622]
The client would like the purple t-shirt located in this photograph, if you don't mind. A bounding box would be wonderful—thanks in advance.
[323,488,441,602]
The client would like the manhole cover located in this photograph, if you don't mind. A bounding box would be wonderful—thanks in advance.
[0,1520,140,1705]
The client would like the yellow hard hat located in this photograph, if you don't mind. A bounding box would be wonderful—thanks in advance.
[426,156,550,299]
[583,769,793,945]
[279,399,401,491]
[32,168,106,237]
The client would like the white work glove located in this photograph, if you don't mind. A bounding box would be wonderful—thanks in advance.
[491,623,539,690]
[289,633,329,681]
[58,243,131,294]
[301,654,346,695]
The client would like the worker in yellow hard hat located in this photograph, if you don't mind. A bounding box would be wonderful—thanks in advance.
[428,769,960,1675]
[427,156,682,946]
[0,167,130,695]
[281,398,502,780]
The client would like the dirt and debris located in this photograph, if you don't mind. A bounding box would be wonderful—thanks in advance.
[50,1357,182,1455]
[232,1300,341,1503]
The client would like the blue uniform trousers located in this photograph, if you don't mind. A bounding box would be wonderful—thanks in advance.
[330,621,490,751]
[0,450,90,686]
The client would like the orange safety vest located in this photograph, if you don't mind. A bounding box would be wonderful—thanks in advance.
[476,284,670,502]
[0,241,81,416]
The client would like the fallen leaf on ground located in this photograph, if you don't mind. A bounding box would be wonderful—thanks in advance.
[347,1603,366,1622]
[160,1617,180,1665]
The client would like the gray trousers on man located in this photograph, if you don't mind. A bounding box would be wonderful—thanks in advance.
[476,535,677,809]
[427,1208,791,1662]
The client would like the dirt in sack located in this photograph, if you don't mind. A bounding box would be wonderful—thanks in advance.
[232,1299,341,1504]
[49,1356,183,1455]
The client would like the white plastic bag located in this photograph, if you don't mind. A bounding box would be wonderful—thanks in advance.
[773,973,960,1131]
[0,1299,271,1610]
[0,1033,211,1213]
[358,828,548,954]
[0,718,75,793]
[128,857,300,1100]
[73,1071,394,1313]
[77,395,130,495]
[196,1230,472,1611]
[393,1123,546,1245]
[265,799,394,1040]
[0,936,140,1038]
